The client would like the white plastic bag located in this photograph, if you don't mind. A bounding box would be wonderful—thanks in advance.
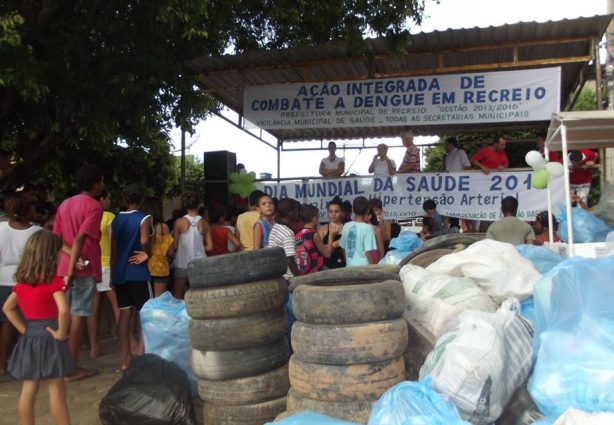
[419,301,534,425]
[400,264,497,337]
[553,408,614,425]
[426,239,541,303]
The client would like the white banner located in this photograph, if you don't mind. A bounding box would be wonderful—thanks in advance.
[255,172,565,221]
[244,68,560,129]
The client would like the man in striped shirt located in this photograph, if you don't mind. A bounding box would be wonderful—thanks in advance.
[397,130,421,173]
[266,198,300,280]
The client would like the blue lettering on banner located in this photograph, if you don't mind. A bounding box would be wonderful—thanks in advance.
[256,172,565,220]
[405,175,470,192]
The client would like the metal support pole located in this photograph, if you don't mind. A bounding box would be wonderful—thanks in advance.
[181,128,186,194]
[277,140,281,182]
[594,36,607,188]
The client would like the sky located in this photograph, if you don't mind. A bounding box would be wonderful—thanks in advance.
[170,0,607,179]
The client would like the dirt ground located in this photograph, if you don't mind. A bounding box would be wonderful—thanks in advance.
[0,337,204,425]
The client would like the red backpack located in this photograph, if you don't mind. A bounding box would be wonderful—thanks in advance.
[295,229,323,275]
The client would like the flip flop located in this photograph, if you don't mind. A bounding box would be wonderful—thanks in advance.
[65,368,99,383]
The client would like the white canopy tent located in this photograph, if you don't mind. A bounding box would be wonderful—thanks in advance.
[545,111,614,255]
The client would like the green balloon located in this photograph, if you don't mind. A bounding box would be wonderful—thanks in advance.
[531,169,549,189]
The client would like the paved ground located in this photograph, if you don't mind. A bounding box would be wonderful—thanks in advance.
[0,337,204,425]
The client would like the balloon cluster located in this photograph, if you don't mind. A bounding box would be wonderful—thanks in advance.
[228,168,257,198]
[525,151,564,189]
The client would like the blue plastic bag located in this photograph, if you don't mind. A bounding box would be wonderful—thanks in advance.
[519,297,535,326]
[266,411,359,424]
[140,292,197,395]
[379,231,422,265]
[389,231,422,252]
[528,256,614,418]
[516,244,564,274]
[367,378,469,425]
[557,205,613,243]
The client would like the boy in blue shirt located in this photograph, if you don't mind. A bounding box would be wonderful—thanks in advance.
[423,199,444,231]
[340,196,377,267]
[111,183,152,371]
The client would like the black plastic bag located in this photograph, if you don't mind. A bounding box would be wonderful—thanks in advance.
[99,354,197,425]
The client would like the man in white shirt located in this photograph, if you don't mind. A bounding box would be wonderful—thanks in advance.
[319,142,345,178]
[443,137,471,171]
[442,137,471,230]
[368,144,396,176]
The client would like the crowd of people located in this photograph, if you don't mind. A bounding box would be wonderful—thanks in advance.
[0,130,600,424]
[320,130,598,238]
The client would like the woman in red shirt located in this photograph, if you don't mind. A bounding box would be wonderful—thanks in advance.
[207,205,241,256]
[2,230,74,425]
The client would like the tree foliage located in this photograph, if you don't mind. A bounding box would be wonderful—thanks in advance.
[0,0,428,196]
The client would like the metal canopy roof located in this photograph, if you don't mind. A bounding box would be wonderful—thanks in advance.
[186,15,612,142]
[546,111,614,150]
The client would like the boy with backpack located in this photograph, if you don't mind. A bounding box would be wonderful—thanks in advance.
[295,205,339,275]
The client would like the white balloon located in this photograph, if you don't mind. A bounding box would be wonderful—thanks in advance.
[546,161,564,178]
[525,150,546,170]
[239,168,247,176]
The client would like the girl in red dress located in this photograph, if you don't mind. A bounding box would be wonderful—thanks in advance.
[2,230,74,425]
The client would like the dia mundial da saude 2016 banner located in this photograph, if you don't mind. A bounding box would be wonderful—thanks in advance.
[255,171,566,221]
[244,68,561,129]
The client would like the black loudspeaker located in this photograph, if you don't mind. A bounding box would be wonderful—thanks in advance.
[204,151,237,207]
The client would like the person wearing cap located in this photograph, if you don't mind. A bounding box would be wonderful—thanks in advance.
[569,149,598,205]
[111,183,153,371]
[319,142,345,178]
[53,164,104,382]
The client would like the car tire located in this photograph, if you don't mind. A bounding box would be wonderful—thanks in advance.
[188,248,288,288]
[189,308,288,351]
[191,337,289,381]
[292,280,404,324]
[185,279,288,320]
[197,363,290,406]
[203,397,286,425]
[288,356,405,402]
[291,319,408,365]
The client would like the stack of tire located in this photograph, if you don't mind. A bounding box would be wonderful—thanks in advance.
[186,248,292,425]
[284,266,408,424]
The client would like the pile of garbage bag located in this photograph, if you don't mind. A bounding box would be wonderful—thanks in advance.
[140,292,197,395]
[557,205,612,243]
[529,256,614,419]
[396,238,614,424]
[380,231,422,265]
[368,378,469,425]
[99,354,197,425]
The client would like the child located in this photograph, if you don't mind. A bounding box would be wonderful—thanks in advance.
[420,216,439,241]
[266,198,300,280]
[111,184,153,370]
[0,194,42,374]
[207,205,241,256]
[340,196,377,267]
[171,192,213,299]
[366,204,386,263]
[253,193,276,250]
[141,197,174,297]
[235,190,264,251]
[317,196,345,269]
[3,230,74,425]
[295,205,339,275]
[223,205,239,252]
[423,199,444,231]
[86,188,119,359]
[534,211,561,244]
[368,198,392,242]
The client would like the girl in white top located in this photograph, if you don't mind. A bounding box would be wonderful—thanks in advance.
[0,194,42,374]
[171,192,212,299]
